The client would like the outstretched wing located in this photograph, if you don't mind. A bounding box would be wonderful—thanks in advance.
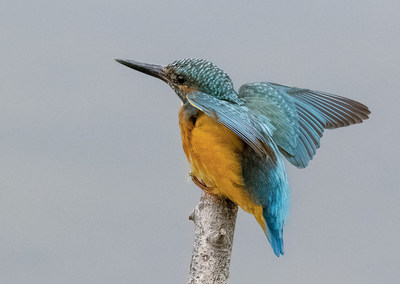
[239,82,370,168]
[186,92,278,164]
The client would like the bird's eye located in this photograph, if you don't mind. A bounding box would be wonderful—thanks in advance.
[177,75,186,84]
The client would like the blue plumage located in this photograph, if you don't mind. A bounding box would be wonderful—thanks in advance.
[116,58,370,257]
[239,82,370,168]
[241,143,289,256]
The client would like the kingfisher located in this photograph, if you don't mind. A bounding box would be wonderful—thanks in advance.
[115,58,370,257]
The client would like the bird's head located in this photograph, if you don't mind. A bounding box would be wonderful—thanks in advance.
[115,58,239,103]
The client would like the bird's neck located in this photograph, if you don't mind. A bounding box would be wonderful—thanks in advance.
[182,101,200,118]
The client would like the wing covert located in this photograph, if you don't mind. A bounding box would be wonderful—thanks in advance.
[187,92,278,164]
[239,82,370,168]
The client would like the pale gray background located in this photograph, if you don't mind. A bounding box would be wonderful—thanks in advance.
[1,1,399,283]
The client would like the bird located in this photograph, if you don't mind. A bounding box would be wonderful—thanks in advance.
[115,58,370,257]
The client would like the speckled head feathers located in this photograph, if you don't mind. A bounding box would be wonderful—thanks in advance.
[114,58,239,103]
[166,58,238,103]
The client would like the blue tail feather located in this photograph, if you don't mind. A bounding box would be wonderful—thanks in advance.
[266,226,284,257]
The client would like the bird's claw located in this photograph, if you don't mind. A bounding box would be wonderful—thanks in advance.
[190,174,220,200]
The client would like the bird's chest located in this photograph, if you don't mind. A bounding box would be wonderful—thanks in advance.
[178,105,244,195]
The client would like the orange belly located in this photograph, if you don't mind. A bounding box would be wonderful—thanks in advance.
[178,106,266,229]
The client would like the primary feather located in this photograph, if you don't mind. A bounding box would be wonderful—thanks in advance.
[239,82,370,168]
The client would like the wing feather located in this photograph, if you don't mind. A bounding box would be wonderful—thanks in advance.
[239,82,370,168]
[186,92,278,164]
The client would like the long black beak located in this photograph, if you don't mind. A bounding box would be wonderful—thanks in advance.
[115,59,168,83]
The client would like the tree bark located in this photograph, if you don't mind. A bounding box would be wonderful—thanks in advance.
[187,194,238,284]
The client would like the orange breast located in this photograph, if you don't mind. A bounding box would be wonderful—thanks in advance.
[178,106,265,228]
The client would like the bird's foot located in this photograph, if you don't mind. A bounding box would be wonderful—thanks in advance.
[189,173,220,200]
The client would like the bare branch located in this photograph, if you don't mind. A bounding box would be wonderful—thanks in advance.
[188,194,238,284]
